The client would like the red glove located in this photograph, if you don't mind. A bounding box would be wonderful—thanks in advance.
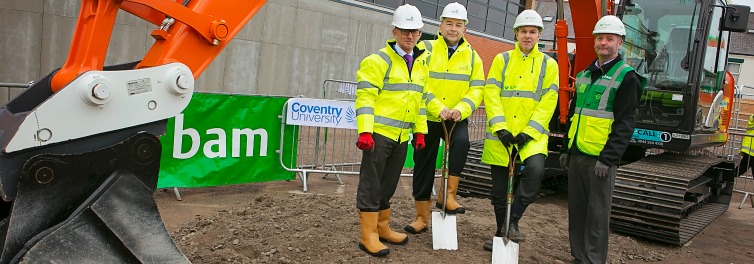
[356,133,374,150]
[414,133,425,150]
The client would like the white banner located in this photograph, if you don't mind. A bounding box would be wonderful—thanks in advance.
[285,98,357,129]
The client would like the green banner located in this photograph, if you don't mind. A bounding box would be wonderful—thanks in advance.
[158,93,297,188]
[404,136,444,170]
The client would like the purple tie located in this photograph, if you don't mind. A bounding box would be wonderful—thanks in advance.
[403,54,413,72]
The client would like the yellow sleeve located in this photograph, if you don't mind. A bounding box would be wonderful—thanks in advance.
[355,54,386,134]
[522,57,559,140]
[485,53,508,133]
[453,50,485,120]
[414,88,429,135]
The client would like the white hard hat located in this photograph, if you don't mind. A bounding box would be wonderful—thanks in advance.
[392,4,424,30]
[513,9,543,30]
[593,15,626,36]
[440,2,468,24]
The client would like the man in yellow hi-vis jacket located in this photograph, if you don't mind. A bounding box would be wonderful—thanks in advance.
[353,4,430,257]
[739,115,754,176]
[403,2,485,235]
[482,9,558,250]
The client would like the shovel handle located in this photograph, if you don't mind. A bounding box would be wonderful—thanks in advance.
[440,121,456,215]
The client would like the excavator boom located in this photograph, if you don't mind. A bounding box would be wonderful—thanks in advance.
[0,0,266,262]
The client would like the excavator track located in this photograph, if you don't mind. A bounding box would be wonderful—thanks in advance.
[458,141,565,198]
[458,141,494,197]
[610,152,728,245]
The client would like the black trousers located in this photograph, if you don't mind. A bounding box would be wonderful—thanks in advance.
[567,150,616,264]
[356,133,408,212]
[489,153,545,219]
[411,120,470,200]
[739,153,754,176]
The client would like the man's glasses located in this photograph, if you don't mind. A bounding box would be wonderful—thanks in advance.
[398,28,421,37]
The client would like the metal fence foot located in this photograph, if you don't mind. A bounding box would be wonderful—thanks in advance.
[173,187,182,201]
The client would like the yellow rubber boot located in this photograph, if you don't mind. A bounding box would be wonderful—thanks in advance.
[403,201,430,234]
[436,175,466,214]
[377,209,408,245]
[359,212,389,256]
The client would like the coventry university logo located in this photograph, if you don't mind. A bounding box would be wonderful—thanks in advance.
[346,106,357,127]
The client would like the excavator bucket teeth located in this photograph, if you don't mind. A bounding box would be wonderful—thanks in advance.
[0,132,189,264]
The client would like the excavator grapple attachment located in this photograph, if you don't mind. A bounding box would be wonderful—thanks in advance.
[0,131,189,264]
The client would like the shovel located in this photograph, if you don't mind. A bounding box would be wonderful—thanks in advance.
[432,121,458,250]
[492,147,519,263]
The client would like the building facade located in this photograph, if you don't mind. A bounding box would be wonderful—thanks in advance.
[0,0,525,105]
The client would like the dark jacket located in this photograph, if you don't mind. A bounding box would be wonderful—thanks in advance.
[564,55,642,167]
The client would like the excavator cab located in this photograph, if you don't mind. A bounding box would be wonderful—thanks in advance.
[619,0,749,151]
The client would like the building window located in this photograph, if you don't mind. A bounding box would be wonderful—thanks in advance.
[357,0,525,39]
[727,61,741,84]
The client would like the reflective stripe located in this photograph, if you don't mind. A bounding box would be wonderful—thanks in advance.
[576,76,591,84]
[486,132,499,141]
[599,63,630,110]
[487,79,502,88]
[500,52,510,88]
[527,120,548,134]
[575,107,615,119]
[426,93,437,102]
[424,40,433,52]
[547,84,558,93]
[356,107,374,116]
[375,116,413,129]
[419,108,426,115]
[534,55,549,100]
[376,51,392,84]
[501,90,537,99]
[743,146,754,153]
[489,116,506,126]
[383,83,424,93]
[429,71,471,81]
[358,81,377,89]
[462,98,477,112]
[423,40,432,65]
[470,80,485,87]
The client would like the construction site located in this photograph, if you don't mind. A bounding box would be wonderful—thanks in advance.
[1,0,754,263]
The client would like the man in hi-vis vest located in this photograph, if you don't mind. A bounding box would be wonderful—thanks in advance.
[353,4,429,257]
[559,15,645,264]
[403,2,484,235]
[738,115,754,176]
[482,9,558,250]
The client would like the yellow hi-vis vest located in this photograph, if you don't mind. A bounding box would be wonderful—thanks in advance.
[567,60,635,156]
[355,40,430,143]
[741,115,754,155]
[418,37,485,122]
[481,43,559,166]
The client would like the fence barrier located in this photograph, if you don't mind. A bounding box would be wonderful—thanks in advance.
[278,79,489,192]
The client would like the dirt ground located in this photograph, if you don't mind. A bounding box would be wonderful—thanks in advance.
[156,175,754,264]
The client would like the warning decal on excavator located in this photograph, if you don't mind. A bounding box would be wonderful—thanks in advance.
[633,128,672,143]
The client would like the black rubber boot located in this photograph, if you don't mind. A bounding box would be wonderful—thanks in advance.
[508,217,525,242]
[483,206,507,251]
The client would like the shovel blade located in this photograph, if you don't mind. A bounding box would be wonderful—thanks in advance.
[491,237,519,264]
[431,212,458,250]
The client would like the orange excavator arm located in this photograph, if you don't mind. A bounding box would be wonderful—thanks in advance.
[556,0,612,124]
[50,0,266,92]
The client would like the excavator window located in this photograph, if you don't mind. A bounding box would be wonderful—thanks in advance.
[621,0,701,127]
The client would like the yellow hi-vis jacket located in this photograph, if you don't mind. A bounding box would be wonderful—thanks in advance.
[418,36,485,122]
[355,40,430,143]
[482,43,559,166]
[741,115,754,156]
